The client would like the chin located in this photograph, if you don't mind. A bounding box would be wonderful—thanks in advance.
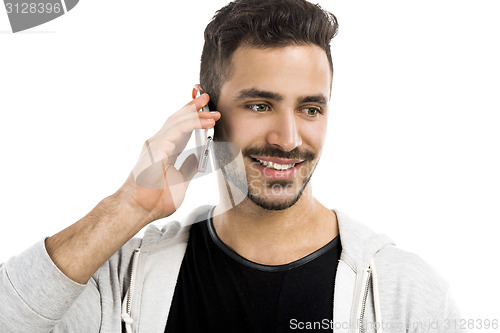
[247,193,303,211]
[246,178,311,211]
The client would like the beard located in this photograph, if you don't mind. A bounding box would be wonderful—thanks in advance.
[213,141,318,211]
[246,172,315,210]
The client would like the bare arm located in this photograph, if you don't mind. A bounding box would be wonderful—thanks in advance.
[46,93,220,284]
[45,190,149,284]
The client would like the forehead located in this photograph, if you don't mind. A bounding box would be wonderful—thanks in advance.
[221,45,332,101]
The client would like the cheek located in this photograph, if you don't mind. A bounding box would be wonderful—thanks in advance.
[221,115,265,144]
[301,121,328,151]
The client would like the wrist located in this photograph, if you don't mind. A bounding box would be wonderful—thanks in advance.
[105,191,154,231]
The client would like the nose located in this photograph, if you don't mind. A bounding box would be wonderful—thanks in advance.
[266,111,302,152]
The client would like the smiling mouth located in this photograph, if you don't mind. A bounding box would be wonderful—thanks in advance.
[251,157,304,171]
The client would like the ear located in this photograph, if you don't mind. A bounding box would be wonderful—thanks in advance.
[192,84,204,99]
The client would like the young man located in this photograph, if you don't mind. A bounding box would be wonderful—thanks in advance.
[0,1,463,332]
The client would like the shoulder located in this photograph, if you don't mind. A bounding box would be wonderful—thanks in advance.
[373,245,453,320]
[372,245,465,329]
[375,245,449,295]
[134,205,214,253]
[336,209,450,296]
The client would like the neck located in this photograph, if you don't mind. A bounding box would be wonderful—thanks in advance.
[212,182,338,266]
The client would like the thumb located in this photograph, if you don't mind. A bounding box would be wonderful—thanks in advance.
[179,153,199,182]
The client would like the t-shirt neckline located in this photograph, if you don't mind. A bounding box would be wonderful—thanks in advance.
[205,206,340,272]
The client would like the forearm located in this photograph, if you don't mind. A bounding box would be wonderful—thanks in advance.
[45,192,151,284]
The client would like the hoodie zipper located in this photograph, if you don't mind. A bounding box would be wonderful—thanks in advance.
[127,249,140,314]
[358,269,372,333]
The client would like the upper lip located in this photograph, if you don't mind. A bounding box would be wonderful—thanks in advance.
[250,156,304,164]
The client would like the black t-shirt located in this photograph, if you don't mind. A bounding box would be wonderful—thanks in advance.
[165,211,341,333]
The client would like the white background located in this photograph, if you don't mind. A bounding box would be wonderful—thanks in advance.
[1,0,499,327]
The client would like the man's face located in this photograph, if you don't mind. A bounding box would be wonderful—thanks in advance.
[214,44,331,210]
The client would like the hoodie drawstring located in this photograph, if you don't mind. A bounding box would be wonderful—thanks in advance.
[121,286,134,333]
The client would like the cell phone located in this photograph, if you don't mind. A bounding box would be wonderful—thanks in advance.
[192,84,214,173]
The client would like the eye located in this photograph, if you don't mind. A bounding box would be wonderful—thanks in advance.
[247,104,270,113]
[302,107,322,117]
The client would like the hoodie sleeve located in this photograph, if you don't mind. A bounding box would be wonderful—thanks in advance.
[427,288,468,333]
[0,239,101,332]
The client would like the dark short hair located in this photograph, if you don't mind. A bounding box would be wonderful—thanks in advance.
[200,0,339,109]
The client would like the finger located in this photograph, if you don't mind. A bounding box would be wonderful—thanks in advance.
[193,93,210,111]
[159,112,218,142]
[159,94,215,132]
[169,110,220,131]
[197,111,221,120]
[179,153,199,182]
[165,109,220,132]
[173,110,220,127]
[147,113,216,162]
[146,121,212,163]
[179,93,210,115]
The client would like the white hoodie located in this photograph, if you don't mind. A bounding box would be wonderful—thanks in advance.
[0,206,464,332]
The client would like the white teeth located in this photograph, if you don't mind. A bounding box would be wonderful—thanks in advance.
[255,158,296,171]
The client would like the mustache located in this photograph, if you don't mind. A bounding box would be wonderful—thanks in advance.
[242,146,316,162]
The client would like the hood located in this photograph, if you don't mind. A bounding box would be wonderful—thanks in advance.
[123,206,395,333]
[335,210,395,272]
[333,210,395,333]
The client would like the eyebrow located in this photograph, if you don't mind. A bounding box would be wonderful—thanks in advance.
[234,88,328,106]
[298,95,328,106]
[234,89,283,102]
